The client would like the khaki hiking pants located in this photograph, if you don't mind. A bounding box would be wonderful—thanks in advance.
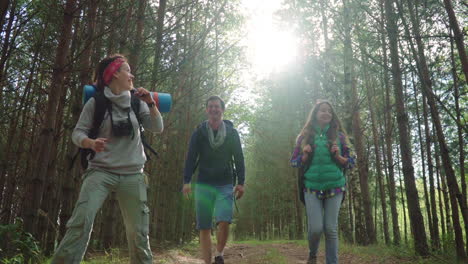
[51,168,153,264]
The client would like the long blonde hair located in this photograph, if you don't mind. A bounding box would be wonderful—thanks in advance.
[298,100,345,148]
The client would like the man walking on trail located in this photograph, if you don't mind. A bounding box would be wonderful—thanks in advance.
[182,96,245,264]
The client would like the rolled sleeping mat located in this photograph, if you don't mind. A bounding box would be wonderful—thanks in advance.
[83,85,96,105]
[150,92,172,113]
[82,85,172,113]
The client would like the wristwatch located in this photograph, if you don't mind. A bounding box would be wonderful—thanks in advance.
[147,102,155,108]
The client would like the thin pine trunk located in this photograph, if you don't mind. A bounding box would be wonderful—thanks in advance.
[435,135,453,238]
[343,0,375,244]
[442,0,468,81]
[398,163,408,245]
[59,0,99,241]
[380,0,401,245]
[435,148,447,249]
[119,0,134,53]
[22,0,77,238]
[151,0,167,87]
[129,0,146,76]
[2,19,49,224]
[411,77,434,249]
[0,0,16,106]
[421,94,441,249]
[364,55,390,245]
[450,27,468,255]
[403,0,467,257]
[0,110,19,216]
[384,0,428,255]
[0,0,9,30]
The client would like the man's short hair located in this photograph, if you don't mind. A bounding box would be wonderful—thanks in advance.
[205,96,225,110]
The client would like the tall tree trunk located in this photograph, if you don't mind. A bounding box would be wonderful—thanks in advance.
[410,75,434,249]
[396,158,408,244]
[396,1,439,249]
[1,24,45,223]
[435,139,453,240]
[0,0,16,94]
[369,84,390,245]
[384,0,428,255]
[0,0,9,30]
[129,0,146,77]
[450,28,466,210]
[0,109,19,213]
[442,0,468,81]
[118,0,135,53]
[21,0,77,237]
[404,0,467,257]
[450,28,467,255]
[59,0,98,239]
[421,94,441,250]
[380,0,401,245]
[362,41,389,244]
[151,0,167,88]
[343,0,376,244]
[435,143,448,249]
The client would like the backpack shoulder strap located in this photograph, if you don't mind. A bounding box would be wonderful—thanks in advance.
[130,94,141,122]
[89,92,111,139]
[80,92,110,169]
[130,94,160,159]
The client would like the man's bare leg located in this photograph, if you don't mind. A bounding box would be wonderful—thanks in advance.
[200,229,212,264]
[216,222,229,254]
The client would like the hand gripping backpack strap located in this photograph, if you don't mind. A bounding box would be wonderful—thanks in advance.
[80,92,111,169]
[69,92,110,170]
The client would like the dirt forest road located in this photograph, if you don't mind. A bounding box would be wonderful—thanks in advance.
[154,242,414,264]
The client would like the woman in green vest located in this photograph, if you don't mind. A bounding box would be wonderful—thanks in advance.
[290,100,354,264]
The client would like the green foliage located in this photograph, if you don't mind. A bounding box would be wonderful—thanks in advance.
[0,220,44,264]
[339,240,458,264]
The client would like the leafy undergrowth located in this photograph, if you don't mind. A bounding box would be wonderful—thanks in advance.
[0,221,44,264]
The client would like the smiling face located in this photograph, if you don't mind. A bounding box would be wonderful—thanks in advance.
[112,62,134,91]
[315,103,333,126]
[206,98,224,122]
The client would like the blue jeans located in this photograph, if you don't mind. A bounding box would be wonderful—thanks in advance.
[304,191,343,264]
[195,183,233,229]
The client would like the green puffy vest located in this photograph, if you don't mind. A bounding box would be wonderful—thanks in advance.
[304,125,346,190]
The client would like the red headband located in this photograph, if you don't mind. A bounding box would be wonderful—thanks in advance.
[103,58,125,85]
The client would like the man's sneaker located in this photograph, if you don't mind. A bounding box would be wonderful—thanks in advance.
[214,255,224,264]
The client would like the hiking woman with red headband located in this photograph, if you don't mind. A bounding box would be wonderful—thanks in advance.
[51,54,163,264]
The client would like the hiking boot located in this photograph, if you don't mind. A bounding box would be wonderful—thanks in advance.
[307,256,317,264]
[214,255,225,264]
